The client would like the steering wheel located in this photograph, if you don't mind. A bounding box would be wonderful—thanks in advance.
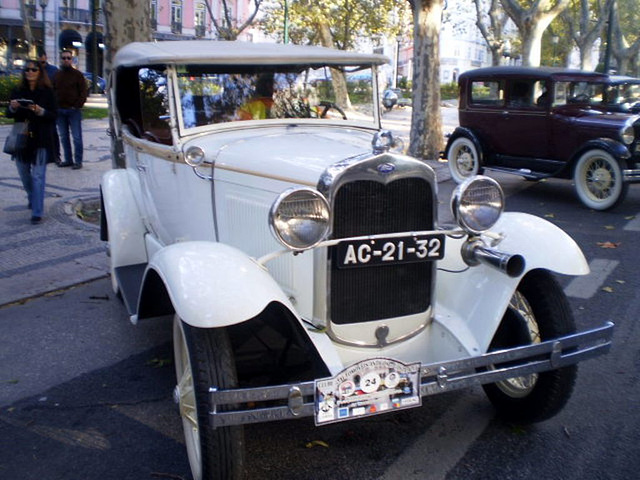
[318,101,347,120]
[571,93,590,103]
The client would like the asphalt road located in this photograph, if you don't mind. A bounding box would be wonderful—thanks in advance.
[1,171,638,480]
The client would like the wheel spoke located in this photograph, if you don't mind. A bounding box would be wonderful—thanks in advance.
[178,364,198,429]
[585,157,616,200]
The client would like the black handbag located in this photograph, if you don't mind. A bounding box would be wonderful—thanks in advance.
[3,121,29,155]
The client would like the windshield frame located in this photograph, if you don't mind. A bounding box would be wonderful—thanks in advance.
[169,63,382,136]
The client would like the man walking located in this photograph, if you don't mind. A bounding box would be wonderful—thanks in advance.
[37,48,59,83]
[54,50,88,169]
[38,48,61,164]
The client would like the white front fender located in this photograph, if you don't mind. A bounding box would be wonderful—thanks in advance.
[490,212,589,275]
[435,212,588,354]
[147,241,293,328]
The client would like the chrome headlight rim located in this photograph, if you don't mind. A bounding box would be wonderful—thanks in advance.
[269,187,331,251]
[451,175,505,235]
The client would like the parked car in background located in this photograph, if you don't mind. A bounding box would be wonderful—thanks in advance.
[382,87,411,111]
[382,87,398,110]
[101,43,612,480]
[83,72,106,93]
[444,66,640,210]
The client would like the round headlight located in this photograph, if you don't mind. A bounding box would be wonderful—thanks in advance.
[269,188,331,250]
[184,146,205,166]
[451,176,504,234]
[621,122,635,145]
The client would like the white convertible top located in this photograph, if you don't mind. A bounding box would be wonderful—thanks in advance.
[113,40,389,68]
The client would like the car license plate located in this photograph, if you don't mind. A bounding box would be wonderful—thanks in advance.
[335,233,445,269]
[315,358,421,425]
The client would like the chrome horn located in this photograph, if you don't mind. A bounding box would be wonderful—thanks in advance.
[461,240,525,278]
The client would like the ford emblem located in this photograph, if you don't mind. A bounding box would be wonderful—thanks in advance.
[377,163,395,174]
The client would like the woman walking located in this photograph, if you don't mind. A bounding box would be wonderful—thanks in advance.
[6,59,57,224]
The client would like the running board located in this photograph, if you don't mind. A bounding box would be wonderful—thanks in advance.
[484,166,554,180]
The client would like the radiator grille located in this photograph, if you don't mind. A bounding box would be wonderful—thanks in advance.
[330,178,435,324]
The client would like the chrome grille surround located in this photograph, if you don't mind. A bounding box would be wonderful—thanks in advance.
[316,152,439,347]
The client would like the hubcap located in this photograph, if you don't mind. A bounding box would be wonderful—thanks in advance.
[457,147,474,174]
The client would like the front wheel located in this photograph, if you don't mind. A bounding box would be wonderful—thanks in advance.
[173,316,244,480]
[482,270,577,423]
[447,136,482,183]
[573,149,628,210]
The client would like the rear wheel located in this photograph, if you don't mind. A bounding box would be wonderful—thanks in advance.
[447,136,482,183]
[482,270,577,423]
[573,149,628,210]
[173,316,244,480]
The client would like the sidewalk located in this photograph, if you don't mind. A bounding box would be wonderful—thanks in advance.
[0,106,453,307]
[0,118,112,306]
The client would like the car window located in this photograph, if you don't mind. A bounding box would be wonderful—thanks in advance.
[138,68,172,145]
[176,64,376,129]
[469,80,504,107]
[553,81,605,107]
[507,80,546,109]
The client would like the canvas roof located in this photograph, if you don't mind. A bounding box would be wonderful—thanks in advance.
[113,40,389,69]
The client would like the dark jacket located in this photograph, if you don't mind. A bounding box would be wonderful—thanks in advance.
[53,67,88,109]
[6,85,57,161]
[42,63,59,85]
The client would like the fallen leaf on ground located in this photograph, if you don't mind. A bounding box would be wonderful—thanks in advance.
[305,440,330,448]
[596,241,621,249]
[602,286,614,293]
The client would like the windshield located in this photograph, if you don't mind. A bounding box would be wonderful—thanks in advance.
[604,81,640,112]
[553,80,606,107]
[175,64,377,130]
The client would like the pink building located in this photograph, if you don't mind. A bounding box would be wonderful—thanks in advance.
[0,1,255,75]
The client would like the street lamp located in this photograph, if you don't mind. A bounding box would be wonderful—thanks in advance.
[39,0,49,48]
[394,35,403,88]
[552,34,559,66]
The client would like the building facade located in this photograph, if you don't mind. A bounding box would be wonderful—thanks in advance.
[0,0,254,76]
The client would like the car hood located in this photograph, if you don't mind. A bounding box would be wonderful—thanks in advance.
[192,125,377,187]
[557,106,637,124]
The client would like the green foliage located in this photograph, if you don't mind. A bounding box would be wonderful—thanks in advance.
[397,76,410,90]
[0,74,21,104]
[261,0,410,49]
[440,82,458,100]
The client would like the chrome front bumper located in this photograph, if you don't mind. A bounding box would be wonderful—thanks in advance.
[623,167,640,182]
[207,322,614,428]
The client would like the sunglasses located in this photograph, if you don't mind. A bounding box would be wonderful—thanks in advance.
[24,67,39,72]
[61,56,72,60]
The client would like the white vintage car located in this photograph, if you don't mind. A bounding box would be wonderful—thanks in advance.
[101,41,613,480]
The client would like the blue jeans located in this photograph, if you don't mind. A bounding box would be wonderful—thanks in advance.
[57,108,83,166]
[15,149,48,218]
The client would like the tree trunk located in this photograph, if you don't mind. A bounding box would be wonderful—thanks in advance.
[102,0,152,167]
[408,0,443,161]
[519,20,549,67]
[20,2,34,49]
[317,22,351,110]
[501,0,570,67]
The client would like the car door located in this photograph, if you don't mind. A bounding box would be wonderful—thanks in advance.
[491,79,550,166]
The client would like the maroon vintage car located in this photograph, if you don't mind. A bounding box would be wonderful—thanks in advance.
[444,66,640,210]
